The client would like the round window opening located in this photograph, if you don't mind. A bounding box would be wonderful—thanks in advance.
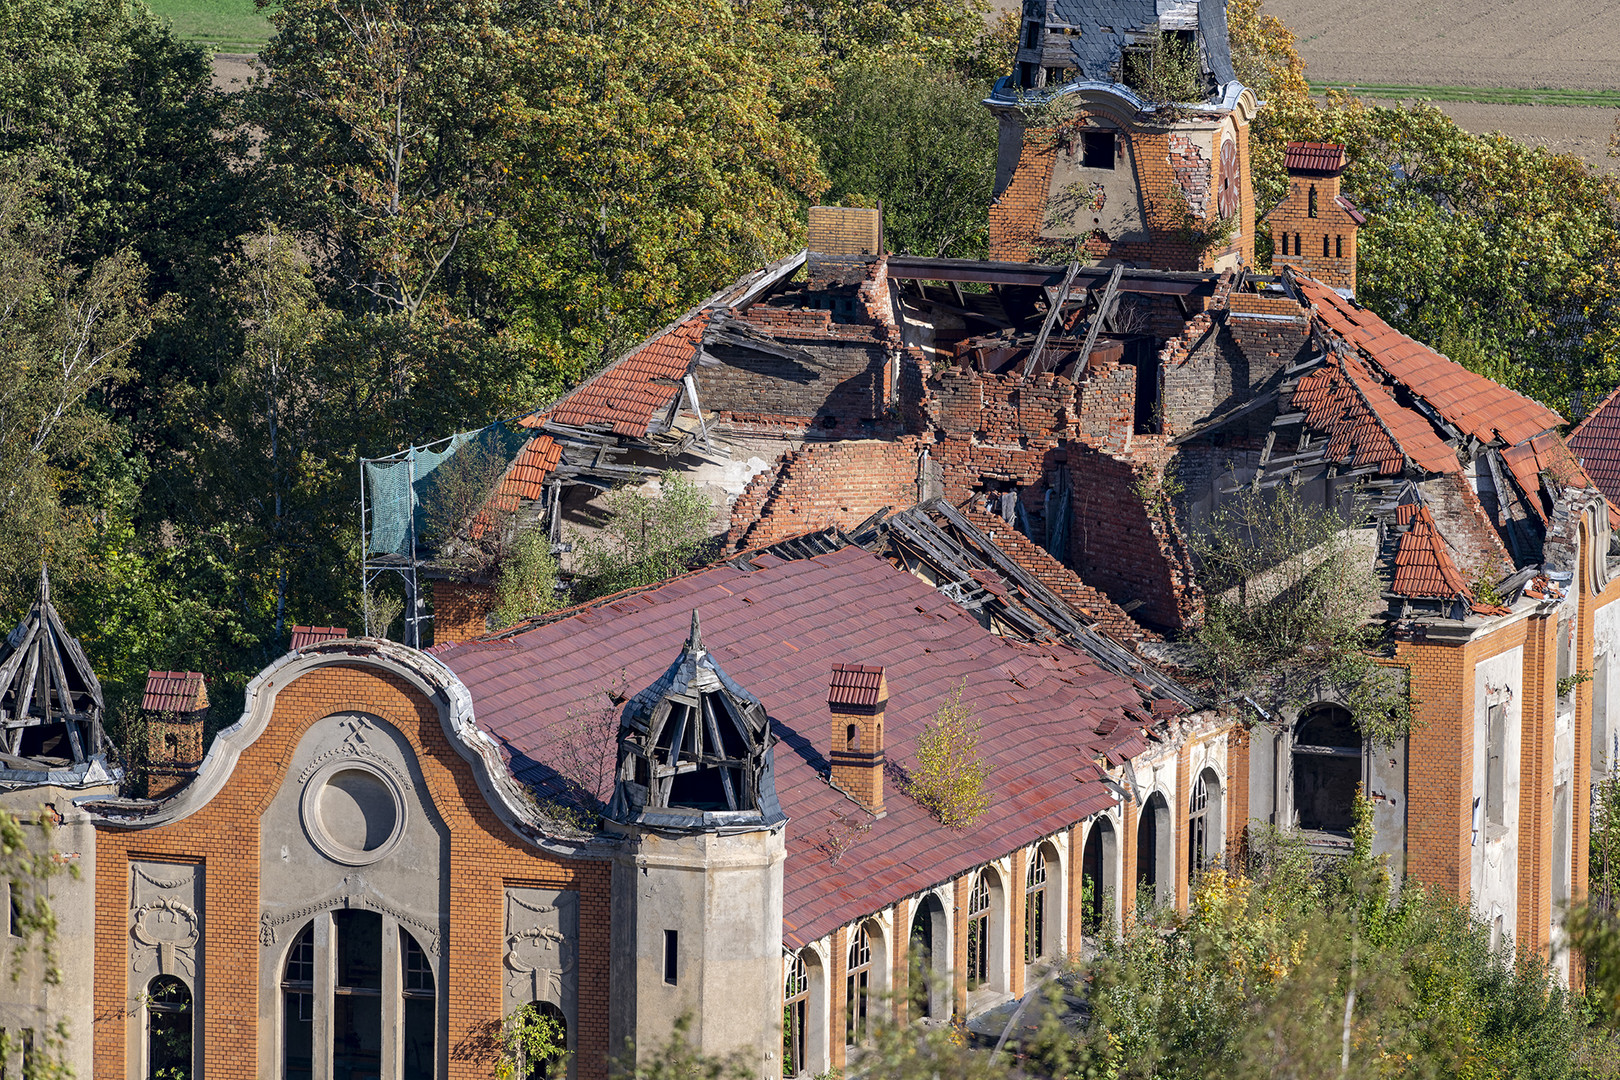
[301,760,406,866]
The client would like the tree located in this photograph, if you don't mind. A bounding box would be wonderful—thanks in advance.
[493,0,827,379]
[568,472,717,599]
[783,0,991,70]
[254,0,511,320]
[0,168,150,610]
[808,56,997,257]
[903,679,991,828]
[1188,486,1409,745]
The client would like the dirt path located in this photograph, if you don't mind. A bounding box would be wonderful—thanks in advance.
[211,52,258,92]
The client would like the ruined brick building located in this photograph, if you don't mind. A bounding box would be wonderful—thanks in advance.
[2,1,1618,1078]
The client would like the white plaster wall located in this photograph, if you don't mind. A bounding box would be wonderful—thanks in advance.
[1594,598,1620,778]
[1471,647,1524,943]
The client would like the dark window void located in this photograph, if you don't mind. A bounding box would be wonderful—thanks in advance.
[334,911,383,1080]
[1082,131,1116,170]
[283,924,315,1080]
[663,930,679,985]
[402,930,435,1080]
[1188,772,1210,872]
[147,975,192,1080]
[1294,705,1361,834]
[785,951,810,1074]
[1336,235,1343,258]
[846,724,859,750]
[526,1003,568,1080]
[1308,185,1319,217]
[1323,234,1331,257]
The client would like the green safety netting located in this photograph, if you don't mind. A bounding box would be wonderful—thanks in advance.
[363,422,530,559]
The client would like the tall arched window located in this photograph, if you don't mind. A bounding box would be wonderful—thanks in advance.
[966,874,991,990]
[282,914,441,1080]
[283,924,315,1080]
[147,975,192,1080]
[785,951,810,1075]
[845,925,872,1046]
[1137,792,1173,907]
[1188,773,1210,872]
[1294,705,1362,834]
[402,930,436,1080]
[1024,850,1048,964]
[1081,819,1118,935]
[524,1003,568,1080]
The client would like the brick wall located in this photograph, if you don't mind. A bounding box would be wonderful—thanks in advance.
[696,337,891,426]
[728,440,924,550]
[92,664,611,1080]
[433,580,495,645]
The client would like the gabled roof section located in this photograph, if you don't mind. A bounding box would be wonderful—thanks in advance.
[436,546,1149,946]
[1284,141,1348,175]
[1294,276,1564,447]
[1569,384,1620,506]
[1391,503,1472,601]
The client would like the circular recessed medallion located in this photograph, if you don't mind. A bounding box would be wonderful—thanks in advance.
[300,759,406,866]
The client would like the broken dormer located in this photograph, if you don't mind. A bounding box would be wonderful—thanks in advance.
[606,612,784,828]
[989,0,1257,271]
[0,568,118,788]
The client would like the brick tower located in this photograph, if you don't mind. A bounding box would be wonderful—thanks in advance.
[1264,141,1363,292]
[987,0,1259,272]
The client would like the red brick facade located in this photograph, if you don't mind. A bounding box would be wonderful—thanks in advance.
[92,663,611,1080]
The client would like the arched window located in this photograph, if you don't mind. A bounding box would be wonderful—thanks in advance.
[282,915,442,1080]
[845,925,872,1046]
[402,930,436,1080]
[966,874,991,990]
[524,1003,568,1080]
[1137,791,1173,907]
[1081,818,1118,935]
[785,951,810,1075]
[1294,705,1362,834]
[283,924,315,1080]
[147,975,192,1080]
[1024,849,1048,964]
[846,724,859,750]
[1188,773,1213,873]
[1308,185,1319,217]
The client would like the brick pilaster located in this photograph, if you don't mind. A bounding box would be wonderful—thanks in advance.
[1010,849,1027,999]
[952,876,969,1020]
[830,924,848,1071]
[1175,743,1192,914]
[890,898,910,1025]
[1067,824,1083,954]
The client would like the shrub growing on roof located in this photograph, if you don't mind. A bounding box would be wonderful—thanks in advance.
[903,679,991,829]
[568,471,717,600]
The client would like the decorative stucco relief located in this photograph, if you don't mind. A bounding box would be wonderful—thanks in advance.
[129,861,201,983]
[504,887,578,1018]
[258,876,441,954]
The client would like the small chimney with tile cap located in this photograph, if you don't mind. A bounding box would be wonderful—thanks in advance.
[828,663,887,813]
[141,670,209,798]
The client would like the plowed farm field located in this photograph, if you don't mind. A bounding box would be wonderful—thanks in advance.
[1267,0,1620,173]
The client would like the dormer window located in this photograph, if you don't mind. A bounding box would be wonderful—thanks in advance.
[1082,131,1115,170]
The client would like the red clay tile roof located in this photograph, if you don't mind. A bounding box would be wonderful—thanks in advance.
[438,547,1147,947]
[141,671,208,713]
[1291,356,1458,475]
[290,626,348,650]
[1569,384,1620,508]
[1498,431,1618,527]
[828,664,886,708]
[1284,141,1348,174]
[1334,194,1366,225]
[1295,277,1564,447]
[1391,504,1472,600]
[548,318,703,437]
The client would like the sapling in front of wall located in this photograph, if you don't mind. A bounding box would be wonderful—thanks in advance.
[1186,485,1413,748]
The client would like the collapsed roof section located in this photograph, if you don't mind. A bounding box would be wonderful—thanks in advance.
[1004,0,1238,101]
[0,568,119,788]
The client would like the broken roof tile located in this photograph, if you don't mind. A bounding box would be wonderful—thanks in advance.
[1295,277,1564,448]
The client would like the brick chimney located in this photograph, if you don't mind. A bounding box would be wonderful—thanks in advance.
[141,671,209,799]
[828,664,887,813]
[806,205,882,291]
[1266,142,1363,293]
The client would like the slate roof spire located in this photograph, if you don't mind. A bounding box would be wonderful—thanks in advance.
[0,566,119,786]
[606,609,784,828]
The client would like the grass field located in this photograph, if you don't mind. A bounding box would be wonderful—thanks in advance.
[147,0,270,52]
[1309,81,1620,108]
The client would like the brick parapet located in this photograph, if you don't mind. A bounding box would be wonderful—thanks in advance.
[432,580,495,645]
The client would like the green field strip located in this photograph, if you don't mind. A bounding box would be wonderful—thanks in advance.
[146,0,271,51]
[1308,81,1620,107]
